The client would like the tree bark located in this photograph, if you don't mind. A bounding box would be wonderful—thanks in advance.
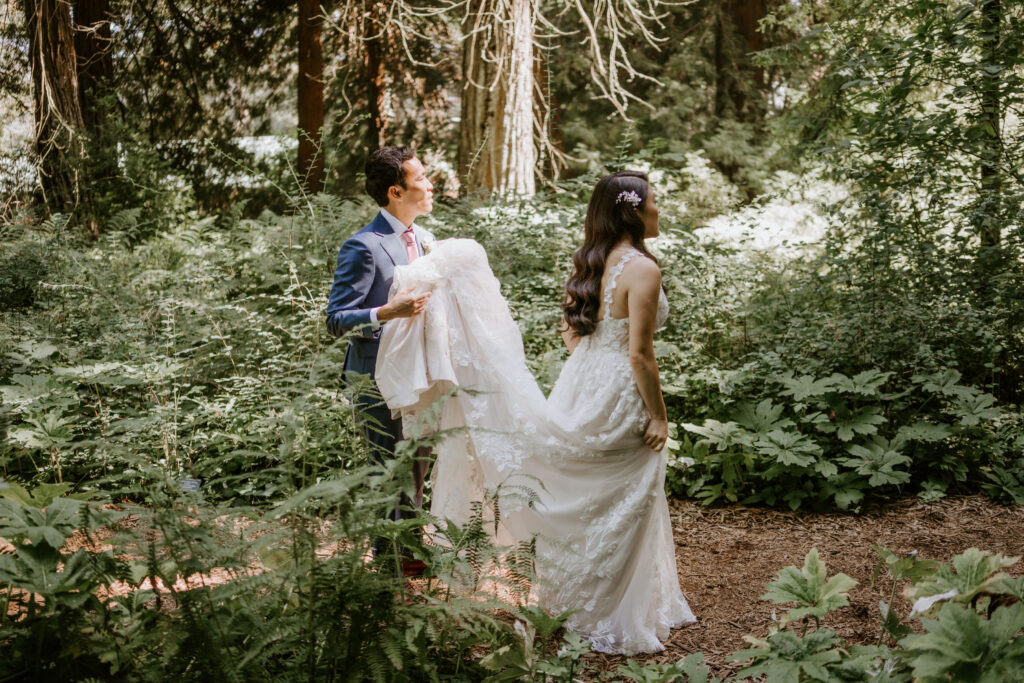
[298,0,324,193]
[458,0,536,196]
[713,0,766,121]
[363,0,387,151]
[534,45,565,182]
[731,0,765,90]
[71,0,112,134]
[24,0,88,220]
[978,0,1002,255]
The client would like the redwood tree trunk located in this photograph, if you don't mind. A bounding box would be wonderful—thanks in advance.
[458,0,536,196]
[363,0,387,151]
[72,0,112,134]
[731,0,765,91]
[534,45,565,181]
[298,0,324,193]
[714,0,767,121]
[24,0,87,215]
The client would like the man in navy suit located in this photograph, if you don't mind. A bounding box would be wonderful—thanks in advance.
[326,147,434,571]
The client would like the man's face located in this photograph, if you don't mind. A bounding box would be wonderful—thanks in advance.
[392,157,434,216]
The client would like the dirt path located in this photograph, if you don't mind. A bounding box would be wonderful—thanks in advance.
[581,495,1024,678]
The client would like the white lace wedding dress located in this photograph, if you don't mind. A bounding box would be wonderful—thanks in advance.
[374,239,696,655]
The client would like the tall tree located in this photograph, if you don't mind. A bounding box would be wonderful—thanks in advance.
[457,0,670,196]
[321,0,460,192]
[714,0,767,122]
[977,0,1003,261]
[362,0,387,151]
[298,0,324,193]
[23,0,87,221]
[459,0,536,196]
[71,0,112,134]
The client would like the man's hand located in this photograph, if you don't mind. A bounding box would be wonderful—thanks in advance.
[378,286,431,321]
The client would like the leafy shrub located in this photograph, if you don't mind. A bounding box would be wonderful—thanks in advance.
[874,546,1024,682]
[672,367,1010,510]
[0,240,48,311]
[0,483,125,680]
[0,443,564,681]
[731,546,1024,682]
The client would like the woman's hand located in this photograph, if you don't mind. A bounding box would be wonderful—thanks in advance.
[643,417,668,451]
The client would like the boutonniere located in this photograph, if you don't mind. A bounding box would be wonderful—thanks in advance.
[422,234,437,254]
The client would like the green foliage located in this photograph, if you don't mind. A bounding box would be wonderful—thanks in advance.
[615,653,720,683]
[761,548,859,632]
[0,441,557,681]
[982,458,1024,505]
[0,240,47,311]
[903,548,1021,613]
[729,628,848,682]
[773,0,1024,398]
[675,364,1013,510]
[731,545,1024,682]
[0,486,126,680]
[900,603,1024,682]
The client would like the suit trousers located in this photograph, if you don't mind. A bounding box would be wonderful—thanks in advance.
[356,393,430,554]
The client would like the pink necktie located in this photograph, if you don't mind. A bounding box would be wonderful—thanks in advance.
[401,228,418,263]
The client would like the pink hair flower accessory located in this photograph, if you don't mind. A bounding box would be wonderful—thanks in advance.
[615,190,642,207]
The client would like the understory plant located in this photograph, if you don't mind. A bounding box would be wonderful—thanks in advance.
[673,366,1017,511]
[729,546,1024,682]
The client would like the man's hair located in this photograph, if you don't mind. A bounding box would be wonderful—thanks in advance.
[365,146,415,207]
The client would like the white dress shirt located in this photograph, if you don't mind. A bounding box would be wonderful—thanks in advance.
[370,208,421,328]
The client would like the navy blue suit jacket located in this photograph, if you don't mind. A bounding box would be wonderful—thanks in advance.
[325,212,432,382]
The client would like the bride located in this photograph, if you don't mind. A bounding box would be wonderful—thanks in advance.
[374,171,696,655]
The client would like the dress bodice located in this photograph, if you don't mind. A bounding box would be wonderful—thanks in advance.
[587,249,668,351]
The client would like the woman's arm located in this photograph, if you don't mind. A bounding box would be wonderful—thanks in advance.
[623,259,668,451]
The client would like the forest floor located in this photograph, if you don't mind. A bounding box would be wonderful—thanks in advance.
[582,494,1024,679]
[18,494,1022,678]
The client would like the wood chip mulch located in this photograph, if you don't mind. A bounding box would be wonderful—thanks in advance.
[580,494,1024,679]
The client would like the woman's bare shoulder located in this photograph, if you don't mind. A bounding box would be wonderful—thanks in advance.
[619,253,661,286]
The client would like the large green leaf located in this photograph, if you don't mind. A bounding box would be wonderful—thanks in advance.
[761,548,859,628]
[732,399,795,433]
[729,628,846,681]
[901,603,1024,681]
[951,392,1002,427]
[777,373,838,401]
[681,420,753,450]
[833,406,887,442]
[0,497,81,548]
[841,439,911,487]
[754,429,822,467]
[904,548,1021,612]
[897,420,954,444]
[833,369,893,396]
[0,481,73,508]
[912,369,963,396]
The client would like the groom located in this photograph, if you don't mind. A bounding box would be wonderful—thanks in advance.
[326,146,434,572]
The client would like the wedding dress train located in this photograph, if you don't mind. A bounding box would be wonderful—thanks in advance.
[374,238,696,655]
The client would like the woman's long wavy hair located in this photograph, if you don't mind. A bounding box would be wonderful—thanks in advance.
[563,171,657,337]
